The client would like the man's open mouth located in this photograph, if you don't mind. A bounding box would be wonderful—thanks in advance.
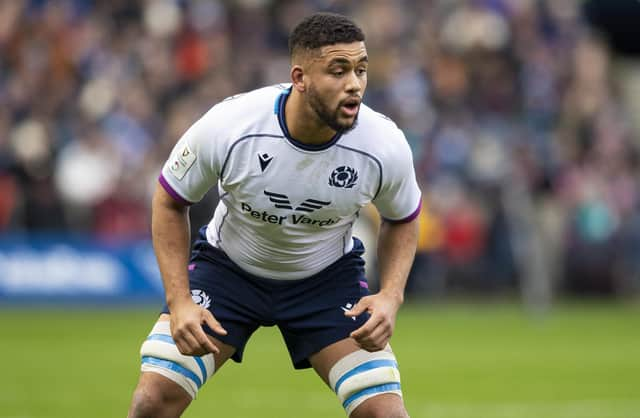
[340,98,360,116]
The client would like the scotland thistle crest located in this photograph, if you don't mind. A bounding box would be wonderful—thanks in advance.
[329,166,358,188]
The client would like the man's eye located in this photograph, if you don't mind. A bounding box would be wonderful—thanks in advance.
[357,68,367,75]
[332,71,344,76]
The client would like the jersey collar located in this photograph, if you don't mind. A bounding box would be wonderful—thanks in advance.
[275,87,342,151]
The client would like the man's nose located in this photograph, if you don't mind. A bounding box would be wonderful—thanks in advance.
[345,70,362,93]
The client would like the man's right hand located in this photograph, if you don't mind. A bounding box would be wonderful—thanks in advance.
[169,298,227,356]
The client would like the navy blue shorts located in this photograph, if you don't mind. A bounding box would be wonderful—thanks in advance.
[162,228,370,369]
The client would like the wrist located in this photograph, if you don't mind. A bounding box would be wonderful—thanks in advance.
[379,288,404,306]
[167,292,193,310]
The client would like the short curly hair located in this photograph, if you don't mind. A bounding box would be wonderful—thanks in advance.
[288,12,365,58]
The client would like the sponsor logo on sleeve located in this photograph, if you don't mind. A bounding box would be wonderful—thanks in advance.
[169,144,197,180]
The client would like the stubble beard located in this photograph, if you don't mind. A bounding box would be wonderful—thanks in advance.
[306,84,358,134]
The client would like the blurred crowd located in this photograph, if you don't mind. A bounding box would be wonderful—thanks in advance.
[1,0,639,298]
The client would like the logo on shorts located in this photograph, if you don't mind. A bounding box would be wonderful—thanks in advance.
[329,166,358,188]
[191,289,211,309]
[341,302,356,321]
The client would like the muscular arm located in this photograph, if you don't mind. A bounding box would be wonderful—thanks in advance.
[346,217,419,351]
[152,183,226,355]
[376,218,419,305]
[152,183,192,308]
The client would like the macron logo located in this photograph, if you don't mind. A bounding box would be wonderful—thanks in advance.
[258,153,273,172]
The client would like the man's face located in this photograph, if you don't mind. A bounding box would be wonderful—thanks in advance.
[304,42,368,133]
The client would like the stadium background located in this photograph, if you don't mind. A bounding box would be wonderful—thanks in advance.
[1,1,639,417]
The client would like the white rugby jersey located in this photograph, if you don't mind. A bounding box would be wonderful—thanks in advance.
[160,84,421,280]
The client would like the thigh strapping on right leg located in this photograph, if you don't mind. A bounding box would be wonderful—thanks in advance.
[139,321,215,399]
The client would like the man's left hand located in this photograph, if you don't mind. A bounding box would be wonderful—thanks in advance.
[344,291,402,352]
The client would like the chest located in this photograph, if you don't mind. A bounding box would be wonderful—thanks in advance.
[220,141,379,218]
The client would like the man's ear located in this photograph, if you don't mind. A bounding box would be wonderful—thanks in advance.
[291,65,305,92]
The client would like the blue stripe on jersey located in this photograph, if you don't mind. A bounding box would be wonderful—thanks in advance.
[219,134,284,181]
[145,334,209,383]
[275,87,342,151]
[336,144,383,199]
[342,383,402,410]
[333,359,399,393]
[141,356,203,388]
[215,193,230,247]
[276,90,289,136]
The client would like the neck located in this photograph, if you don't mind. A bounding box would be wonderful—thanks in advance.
[285,89,336,145]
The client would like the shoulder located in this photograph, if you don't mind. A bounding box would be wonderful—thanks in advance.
[221,84,288,109]
[175,84,286,161]
[197,84,286,127]
[191,84,286,146]
[356,105,406,143]
[339,104,411,161]
[358,104,399,129]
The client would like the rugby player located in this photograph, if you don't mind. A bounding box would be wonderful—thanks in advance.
[128,12,421,418]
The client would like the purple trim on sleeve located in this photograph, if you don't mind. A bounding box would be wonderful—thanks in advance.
[158,174,194,206]
[383,198,422,224]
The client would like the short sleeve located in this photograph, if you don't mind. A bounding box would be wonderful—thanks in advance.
[159,108,222,205]
[372,129,422,223]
